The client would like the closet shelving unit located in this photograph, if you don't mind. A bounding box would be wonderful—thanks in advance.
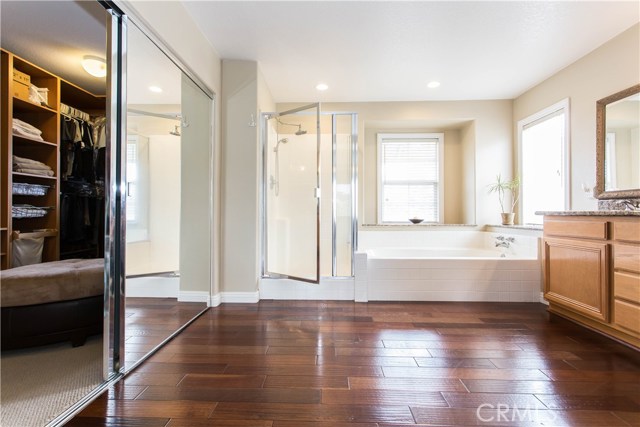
[1,49,106,269]
[1,49,60,268]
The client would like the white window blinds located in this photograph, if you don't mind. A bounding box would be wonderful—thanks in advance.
[377,133,443,223]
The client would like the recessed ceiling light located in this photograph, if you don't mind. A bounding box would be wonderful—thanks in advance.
[316,83,329,91]
[81,55,106,78]
[149,86,163,93]
[427,81,441,89]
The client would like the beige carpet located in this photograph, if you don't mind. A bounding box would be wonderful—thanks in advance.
[1,336,103,427]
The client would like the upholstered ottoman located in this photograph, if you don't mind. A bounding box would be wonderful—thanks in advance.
[1,259,104,350]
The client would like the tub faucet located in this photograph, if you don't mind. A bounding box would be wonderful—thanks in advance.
[495,235,515,248]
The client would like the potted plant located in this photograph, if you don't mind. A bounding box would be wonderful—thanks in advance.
[487,174,520,225]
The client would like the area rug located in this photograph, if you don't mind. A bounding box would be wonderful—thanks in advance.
[1,336,103,427]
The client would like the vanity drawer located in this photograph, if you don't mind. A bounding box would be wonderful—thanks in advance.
[544,218,608,240]
[614,244,640,273]
[613,221,640,244]
[614,271,640,304]
[614,299,640,335]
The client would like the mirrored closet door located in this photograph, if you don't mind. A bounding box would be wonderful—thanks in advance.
[123,21,212,371]
[1,1,214,425]
[0,1,113,425]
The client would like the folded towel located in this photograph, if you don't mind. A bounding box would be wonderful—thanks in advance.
[12,118,43,137]
[13,155,51,168]
[12,126,44,141]
[13,167,54,177]
[12,155,53,176]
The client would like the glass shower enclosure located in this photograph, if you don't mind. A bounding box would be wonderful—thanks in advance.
[262,105,357,282]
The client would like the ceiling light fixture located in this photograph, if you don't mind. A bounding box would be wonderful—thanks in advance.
[81,55,106,78]
[316,83,329,91]
[427,81,441,89]
[149,86,163,93]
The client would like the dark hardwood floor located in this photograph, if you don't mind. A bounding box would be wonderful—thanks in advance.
[69,301,640,426]
[124,298,207,369]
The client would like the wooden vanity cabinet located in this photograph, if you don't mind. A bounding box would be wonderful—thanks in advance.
[612,221,640,336]
[543,215,639,349]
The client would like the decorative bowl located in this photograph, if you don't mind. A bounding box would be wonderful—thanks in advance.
[409,218,424,224]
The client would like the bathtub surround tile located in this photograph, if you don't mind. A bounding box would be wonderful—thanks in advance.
[357,231,542,302]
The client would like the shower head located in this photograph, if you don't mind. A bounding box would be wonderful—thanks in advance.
[274,137,288,152]
[170,125,181,136]
[276,117,306,136]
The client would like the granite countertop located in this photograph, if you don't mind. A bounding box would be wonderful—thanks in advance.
[536,210,640,217]
[361,223,478,227]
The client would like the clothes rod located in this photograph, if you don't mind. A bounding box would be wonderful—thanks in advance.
[128,108,181,121]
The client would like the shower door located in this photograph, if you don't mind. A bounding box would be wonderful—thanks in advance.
[264,104,321,283]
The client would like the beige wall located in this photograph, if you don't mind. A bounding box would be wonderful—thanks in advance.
[460,121,476,224]
[220,60,275,294]
[279,101,513,226]
[514,23,640,212]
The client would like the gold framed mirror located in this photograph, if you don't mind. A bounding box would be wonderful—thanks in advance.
[595,84,640,199]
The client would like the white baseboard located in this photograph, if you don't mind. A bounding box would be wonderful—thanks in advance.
[178,291,210,303]
[126,276,179,298]
[220,291,260,303]
[209,293,222,307]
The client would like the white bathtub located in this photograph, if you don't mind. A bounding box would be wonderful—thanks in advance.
[355,230,542,303]
[367,247,519,259]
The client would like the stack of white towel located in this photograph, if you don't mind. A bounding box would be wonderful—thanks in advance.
[13,155,54,177]
[12,118,44,141]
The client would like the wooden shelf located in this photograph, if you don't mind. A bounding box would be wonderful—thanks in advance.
[12,229,58,240]
[12,172,57,181]
[12,134,57,147]
[0,50,60,268]
[13,97,57,114]
[61,79,106,111]
[2,49,104,269]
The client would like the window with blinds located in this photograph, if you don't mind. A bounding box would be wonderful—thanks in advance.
[377,133,444,223]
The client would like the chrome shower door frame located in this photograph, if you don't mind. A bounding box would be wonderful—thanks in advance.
[261,109,358,281]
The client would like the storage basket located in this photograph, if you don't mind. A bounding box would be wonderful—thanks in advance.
[12,237,44,266]
[12,182,50,196]
[12,204,52,219]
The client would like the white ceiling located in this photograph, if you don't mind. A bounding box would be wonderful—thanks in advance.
[0,1,182,105]
[183,0,640,103]
[2,1,637,104]
[0,0,107,96]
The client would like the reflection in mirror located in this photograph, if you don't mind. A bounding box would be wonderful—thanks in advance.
[124,22,210,371]
[0,0,109,425]
[605,94,640,191]
[596,84,640,199]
